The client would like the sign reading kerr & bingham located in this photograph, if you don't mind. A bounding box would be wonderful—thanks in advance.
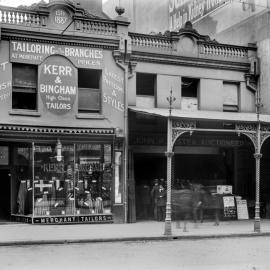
[10,41,103,68]
[39,55,77,115]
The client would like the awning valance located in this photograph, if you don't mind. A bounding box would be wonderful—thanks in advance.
[129,106,270,124]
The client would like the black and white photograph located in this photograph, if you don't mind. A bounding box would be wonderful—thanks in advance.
[0,0,270,269]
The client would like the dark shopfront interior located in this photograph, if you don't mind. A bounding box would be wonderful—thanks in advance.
[0,169,11,222]
[133,141,265,221]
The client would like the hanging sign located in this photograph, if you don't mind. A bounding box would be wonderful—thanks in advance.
[39,55,77,115]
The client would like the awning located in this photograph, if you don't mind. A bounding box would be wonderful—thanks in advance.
[129,106,270,124]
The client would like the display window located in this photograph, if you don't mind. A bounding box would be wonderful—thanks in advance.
[13,142,113,218]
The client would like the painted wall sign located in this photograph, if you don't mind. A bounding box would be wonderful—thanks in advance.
[169,0,231,31]
[0,61,11,102]
[39,55,77,115]
[103,68,124,112]
[130,134,247,147]
[10,41,103,68]
[33,215,113,224]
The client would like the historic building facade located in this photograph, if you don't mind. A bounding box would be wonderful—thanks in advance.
[0,0,269,229]
[0,0,129,224]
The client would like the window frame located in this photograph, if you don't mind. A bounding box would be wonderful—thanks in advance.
[12,63,38,111]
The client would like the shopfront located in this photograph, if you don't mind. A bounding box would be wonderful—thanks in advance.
[128,111,259,222]
[0,0,129,224]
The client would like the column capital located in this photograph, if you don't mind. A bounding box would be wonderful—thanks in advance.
[254,153,262,159]
[165,152,174,158]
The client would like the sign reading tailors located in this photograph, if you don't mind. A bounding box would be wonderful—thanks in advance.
[10,41,103,69]
[39,55,77,115]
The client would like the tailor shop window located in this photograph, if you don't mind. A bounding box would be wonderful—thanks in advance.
[14,142,112,217]
[12,63,37,110]
[78,69,101,113]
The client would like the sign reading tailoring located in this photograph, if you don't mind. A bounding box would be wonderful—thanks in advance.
[169,0,230,31]
[10,41,103,68]
[39,55,77,115]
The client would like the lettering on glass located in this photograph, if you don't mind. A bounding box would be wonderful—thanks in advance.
[103,68,124,112]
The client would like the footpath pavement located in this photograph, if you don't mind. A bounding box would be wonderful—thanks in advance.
[1,219,270,246]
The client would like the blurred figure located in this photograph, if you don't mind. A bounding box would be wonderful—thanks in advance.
[151,179,159,220]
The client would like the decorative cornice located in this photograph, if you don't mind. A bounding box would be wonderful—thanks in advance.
[2,29,119,50]
[0,124,115,135]
[130,51,250,72]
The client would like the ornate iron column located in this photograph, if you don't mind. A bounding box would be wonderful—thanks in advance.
[164,89,175,236]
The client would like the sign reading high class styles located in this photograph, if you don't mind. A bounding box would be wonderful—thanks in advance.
[39,55,77,115]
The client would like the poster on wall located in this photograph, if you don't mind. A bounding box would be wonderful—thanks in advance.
[39,55,77,115]
[223,196,237,218]
[236,199,249,220]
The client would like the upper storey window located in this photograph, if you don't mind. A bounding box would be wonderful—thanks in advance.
[136,73,156,108]
[78,69,101,113]
[223,82,239,112]
[12,64,37,110]
[181,77,199,111]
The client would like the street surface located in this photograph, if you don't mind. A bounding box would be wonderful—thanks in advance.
[1,237,268,270]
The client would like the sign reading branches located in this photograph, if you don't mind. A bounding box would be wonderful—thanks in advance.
[39,56,77,115]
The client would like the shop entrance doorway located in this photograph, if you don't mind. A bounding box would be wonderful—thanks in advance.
[0,169,11,222]
[134,154,166,220]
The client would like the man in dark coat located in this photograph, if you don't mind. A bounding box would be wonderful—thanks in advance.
[157,184,166,221]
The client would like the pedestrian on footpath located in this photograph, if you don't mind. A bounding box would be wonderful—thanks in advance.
[157,183,166,221]
[151,179,159,220]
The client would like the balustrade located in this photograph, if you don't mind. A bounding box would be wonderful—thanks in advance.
[200,43,248,59]
[0,9,41,26]
[130,33,172,50]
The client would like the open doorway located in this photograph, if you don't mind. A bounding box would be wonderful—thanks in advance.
[0,169,11,222]
[134,154,166,220]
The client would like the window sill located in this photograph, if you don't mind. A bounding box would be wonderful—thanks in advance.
[76,113,105,119]
[9,110,41,117]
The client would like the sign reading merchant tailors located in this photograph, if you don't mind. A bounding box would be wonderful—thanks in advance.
[39,55,77,115]
[10,41,103,69]
[169,0,230,31]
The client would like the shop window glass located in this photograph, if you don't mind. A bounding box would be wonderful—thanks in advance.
[13,145,33,216]
[114,151,122,203]
[75,144,112,215]
[12,64,37,110]
[78,69,101,113]
[13,142,112,218]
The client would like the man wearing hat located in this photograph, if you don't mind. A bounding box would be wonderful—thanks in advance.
[151,179,159,220]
